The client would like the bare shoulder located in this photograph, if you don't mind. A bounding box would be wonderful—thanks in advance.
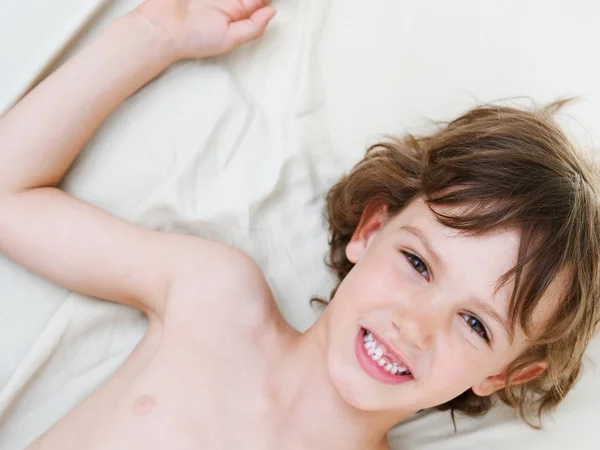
[160,240,278,331]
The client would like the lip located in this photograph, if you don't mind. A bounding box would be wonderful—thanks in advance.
[355,328,414,385]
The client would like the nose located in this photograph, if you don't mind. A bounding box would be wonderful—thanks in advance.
[391,300,436,351]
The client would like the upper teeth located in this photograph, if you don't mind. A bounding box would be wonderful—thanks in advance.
[363,330,410,376]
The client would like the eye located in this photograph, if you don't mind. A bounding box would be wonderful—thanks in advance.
[461,313,490,343]
[401,251,430,281]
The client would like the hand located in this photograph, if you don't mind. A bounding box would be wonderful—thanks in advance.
[135,0,276,61]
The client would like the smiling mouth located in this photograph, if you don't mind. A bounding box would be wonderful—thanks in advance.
[362,329,412,376]
[355,328,414,385]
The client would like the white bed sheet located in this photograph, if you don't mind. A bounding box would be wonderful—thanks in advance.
[1,0,599,449]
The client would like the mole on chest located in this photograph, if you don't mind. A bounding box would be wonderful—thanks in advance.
[131,395,157,416]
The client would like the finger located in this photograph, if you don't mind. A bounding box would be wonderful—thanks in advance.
[225,6,276,50]
[243,0,272,15]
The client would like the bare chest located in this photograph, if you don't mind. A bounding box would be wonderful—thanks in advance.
[31,301,289,450]
[112,333,280,449]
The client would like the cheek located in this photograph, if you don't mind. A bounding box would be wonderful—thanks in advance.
[433,337,484,379]
[432,341,495,392]
[427,350,481,401]
[338,254,417,309]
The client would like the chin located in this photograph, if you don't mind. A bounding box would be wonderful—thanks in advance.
[326,354,390,412]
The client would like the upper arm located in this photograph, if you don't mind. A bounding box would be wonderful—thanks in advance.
[0,187,239,318]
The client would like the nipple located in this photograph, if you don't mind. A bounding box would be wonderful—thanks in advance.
[131,394,157,416]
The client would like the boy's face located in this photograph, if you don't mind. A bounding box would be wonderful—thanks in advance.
[323,197,553,415]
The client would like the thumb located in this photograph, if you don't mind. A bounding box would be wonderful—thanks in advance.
[224,6,276,51]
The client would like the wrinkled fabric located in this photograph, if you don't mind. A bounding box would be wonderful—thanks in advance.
[1,1,599,449]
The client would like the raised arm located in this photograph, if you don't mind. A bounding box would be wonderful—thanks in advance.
[0,0,276,318]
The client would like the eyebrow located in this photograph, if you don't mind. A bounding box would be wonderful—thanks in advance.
[400,225,513,343]
[400,225,442,265]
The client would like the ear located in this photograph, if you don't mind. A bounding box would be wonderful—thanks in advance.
[345,203,388,264]
[472,362,547,397]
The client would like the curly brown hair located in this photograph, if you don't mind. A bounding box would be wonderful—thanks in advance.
[316,100,600,428]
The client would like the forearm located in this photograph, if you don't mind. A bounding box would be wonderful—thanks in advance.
[0,12,173,193]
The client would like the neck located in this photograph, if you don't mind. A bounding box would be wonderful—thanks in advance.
[269,317,410,450]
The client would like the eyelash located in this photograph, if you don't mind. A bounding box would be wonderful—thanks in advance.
[401,251,491,344]
[462,314,491,343]
[401,251,430,281]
